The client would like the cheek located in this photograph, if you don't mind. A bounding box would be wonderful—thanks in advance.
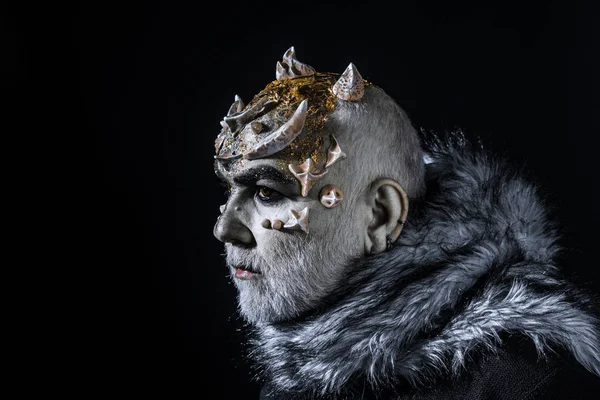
[317,201,364,255]
[306,205,350,243]
[249,202,297,244]
[252,202,291,225]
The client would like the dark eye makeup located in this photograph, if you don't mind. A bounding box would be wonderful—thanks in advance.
[255,186,284,204]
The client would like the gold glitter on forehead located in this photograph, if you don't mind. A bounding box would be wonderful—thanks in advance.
[249,73,340,118]
[252,74,340,161]
[215,67,374,184]
[217,73,341,167]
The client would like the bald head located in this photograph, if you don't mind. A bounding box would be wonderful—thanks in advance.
[323,85,425,203]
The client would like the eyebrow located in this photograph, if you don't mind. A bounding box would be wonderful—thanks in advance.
[215,165,296,186]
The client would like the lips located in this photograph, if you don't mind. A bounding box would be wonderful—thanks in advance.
[234,265,260,280]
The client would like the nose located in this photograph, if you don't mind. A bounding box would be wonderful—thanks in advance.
[213,204,255,246]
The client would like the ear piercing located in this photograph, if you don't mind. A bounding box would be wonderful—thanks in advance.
[386,235,393,251]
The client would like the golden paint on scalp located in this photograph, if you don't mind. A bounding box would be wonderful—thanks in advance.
[233,73,341,165]
[310,137,324,164]
[216,72,372,171]
[249,73,339,122]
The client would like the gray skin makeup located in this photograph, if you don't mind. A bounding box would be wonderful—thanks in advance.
[212,49,410,324]
[213,158,365,324]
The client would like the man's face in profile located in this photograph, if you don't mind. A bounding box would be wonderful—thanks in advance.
[213,155,363,324]
[210,66,395,325]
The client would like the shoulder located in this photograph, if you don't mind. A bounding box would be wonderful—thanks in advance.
[419,334,600,400]
[259,335,600,400]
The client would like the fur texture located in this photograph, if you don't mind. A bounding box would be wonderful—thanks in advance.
[249,132,600,398]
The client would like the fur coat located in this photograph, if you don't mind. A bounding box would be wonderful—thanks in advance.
[251,133,600,399]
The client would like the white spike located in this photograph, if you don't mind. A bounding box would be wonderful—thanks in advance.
[325,134,347,168]
[283,207,309,233]
[333,63,365,101]
[288,158,329,197]
[276,61,287,81]
[243,100,309,159]
[227,95,245,116]
[275,46,316,81]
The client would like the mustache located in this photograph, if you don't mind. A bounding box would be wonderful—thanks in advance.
[224,245,264,273]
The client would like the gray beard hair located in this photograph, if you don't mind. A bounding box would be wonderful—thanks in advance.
[225,227,357,325]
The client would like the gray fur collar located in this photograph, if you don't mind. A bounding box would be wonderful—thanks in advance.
[249,133,600,397]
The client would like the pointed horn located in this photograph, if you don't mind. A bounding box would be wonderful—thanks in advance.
[283,207,310,233]
[333,63,365,101]
[223,98,277,133]
[282,46,296,61]
[214,151,242,160]
[275,47,316,81]
[243,100,309,159]
[227,95,245,116]
[214,121,229,153]
[275,61,287,81]
[288,158,328,197]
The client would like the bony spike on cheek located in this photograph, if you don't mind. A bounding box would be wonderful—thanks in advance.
[261,211,308,233]
[283,207,309,234]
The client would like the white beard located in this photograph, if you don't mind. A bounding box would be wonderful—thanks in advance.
[225,216,362,325]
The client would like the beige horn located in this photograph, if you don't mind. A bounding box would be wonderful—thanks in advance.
[227,95,245,116]
[275,46,316,80]
[333,63,365,101]
[243,99,309,159]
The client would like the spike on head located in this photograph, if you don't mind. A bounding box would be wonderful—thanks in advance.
[227,95,245,116]
[243,100,309,159]
[333,63,365,101]
[288,158,328,197]
[215,65,344,164]
[325,134,347,168]
[275,46,316,81]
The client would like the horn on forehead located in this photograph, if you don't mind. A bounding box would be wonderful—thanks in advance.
[227,95,245,116]
[333,63,365,101]
[214,120,229,154]
[223,97,278,133]
[242,99,309,159]
[275,46,316,81]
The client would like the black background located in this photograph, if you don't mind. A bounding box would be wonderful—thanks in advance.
[9,0,599,397]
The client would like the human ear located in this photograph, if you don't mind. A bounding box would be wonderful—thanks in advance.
[363,178,409,254]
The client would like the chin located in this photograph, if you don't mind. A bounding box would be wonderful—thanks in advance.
[235,283,305,325]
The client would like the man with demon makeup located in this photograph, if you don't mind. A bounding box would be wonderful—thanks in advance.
[213,47,600,399]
